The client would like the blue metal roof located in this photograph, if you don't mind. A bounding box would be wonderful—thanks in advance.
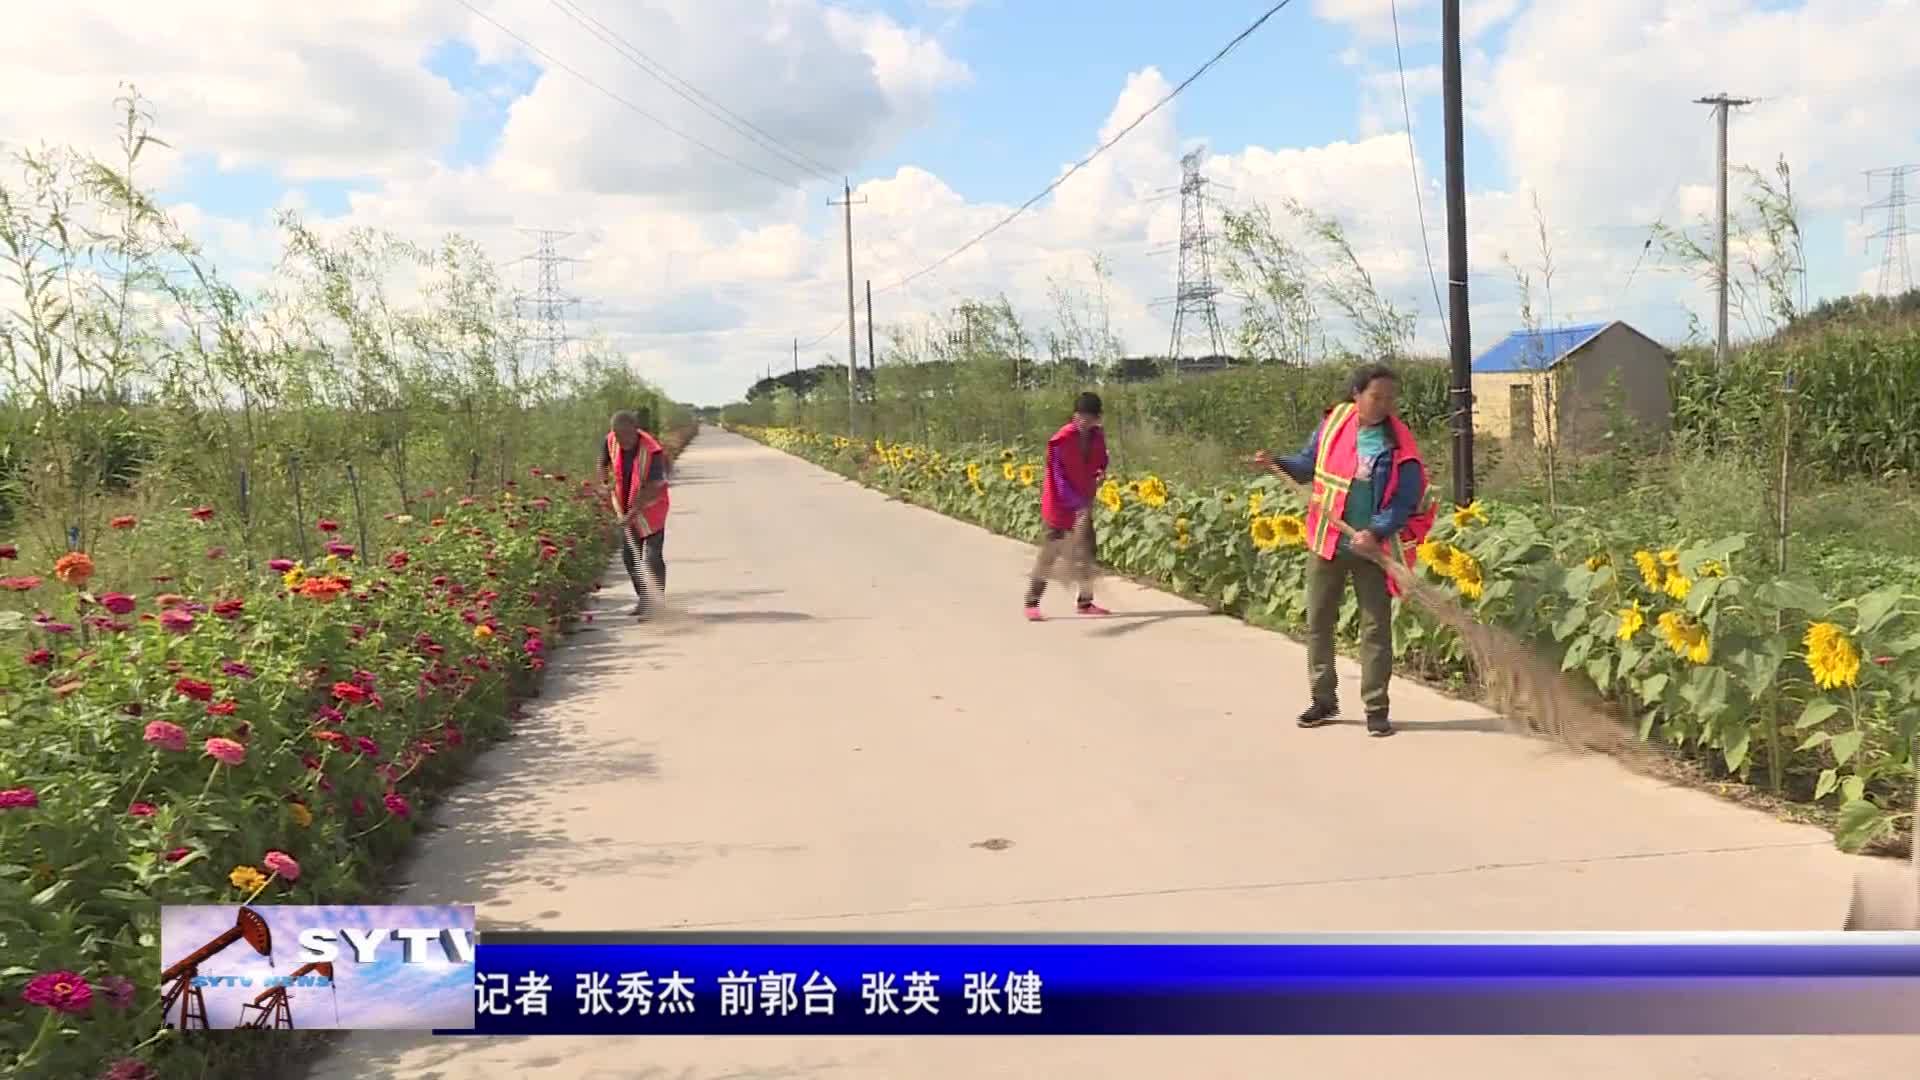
[1472,322,1612,374]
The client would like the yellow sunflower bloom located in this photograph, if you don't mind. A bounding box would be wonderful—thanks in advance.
[1663,572,1693,602]
[1135,475,1170,508]
[282,564,307,588]
[1272,514,1306,547]
[1699,559,1727,578]
[1616,602,1644,641]
[1451,500,1488,529]
[1451,551,1486,600]
[1585,553,1611,571]
[1632,550,1661,590]
[1247,491,1265,516]
[1018,464,1037,487]
[1097,479,1123,513]
[1001,462,1017,482]
[1174,517,1192,551]
[1417,540,1456,577]
[1250,516,1283,551]
[1804,621,1862,690]
[1656,611,1712,665]
[1658,549,1681,569]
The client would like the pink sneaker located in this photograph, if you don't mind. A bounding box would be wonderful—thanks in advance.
[1024,606,1045,622]
[1077,603,1111,617]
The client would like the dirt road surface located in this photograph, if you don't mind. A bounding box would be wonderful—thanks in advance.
[308,428,1915,1079]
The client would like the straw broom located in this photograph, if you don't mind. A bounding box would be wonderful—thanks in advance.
[1031,508,1102,593]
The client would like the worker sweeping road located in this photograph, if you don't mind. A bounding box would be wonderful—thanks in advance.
[1025,391,1112,622]
[1253,362,1435,737]
[596,410,671,619]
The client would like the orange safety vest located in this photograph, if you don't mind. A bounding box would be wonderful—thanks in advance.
[607,430,670,537]
[1302,402,1434,596]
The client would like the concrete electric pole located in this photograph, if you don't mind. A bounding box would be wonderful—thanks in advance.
[1696,93,1754,366]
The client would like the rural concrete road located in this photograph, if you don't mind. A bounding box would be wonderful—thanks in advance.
[309,428,1914,1079]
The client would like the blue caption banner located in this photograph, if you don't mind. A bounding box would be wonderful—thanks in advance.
[436,932,1920,1036]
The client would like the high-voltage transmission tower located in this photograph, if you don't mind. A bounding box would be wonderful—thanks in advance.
[1865,165,1918,297]
[513,229,583,372]
[1155,147,1229,373]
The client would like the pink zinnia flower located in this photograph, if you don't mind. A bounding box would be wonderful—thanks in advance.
[128,801,157,817]
[262,850,301,882]
[99,592,137,615]
[212,598,244,620]
[0,787,39,809]
[384,792,412,818]
[325,541,355,558]
[99,975,136,1010]
[163,847,192,862]
[221,660,255,679]
[268,558,296,572]
[102,1059,157,1080]
[160,608,195,634]
[143,720,187,752]
[317,518,340,533]
[354,735,380,757]
[22,970,92,1014]
[203,737,246,767]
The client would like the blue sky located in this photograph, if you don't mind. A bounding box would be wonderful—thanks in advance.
[160,904,474,1030]
[41,0,1918,404]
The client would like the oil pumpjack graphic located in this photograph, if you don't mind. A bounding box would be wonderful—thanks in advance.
[238,961,339,1029]
[160,907,273,1030]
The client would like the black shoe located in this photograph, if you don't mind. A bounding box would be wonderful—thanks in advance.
[1366,711,1395,737]
[629,602,648,619]
[1297,701,1338,728]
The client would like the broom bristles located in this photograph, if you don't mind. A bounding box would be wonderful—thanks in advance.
[1032,511,1102,589]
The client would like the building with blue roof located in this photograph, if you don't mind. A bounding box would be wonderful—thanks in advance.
[1471,320,1672,452]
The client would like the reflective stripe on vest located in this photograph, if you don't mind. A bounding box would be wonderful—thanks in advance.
[1305,403,1356,557]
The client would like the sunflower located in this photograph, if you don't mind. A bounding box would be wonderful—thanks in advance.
[1663,571,1693,602]
[1272,514,1306,547]
[1658,549,1681,570]
[1017,464,1037,487]
[1174,517,1192,551]
[1250,516,1283,552]
[1803,621,1861,690]
[1001,462,1017,482]
[1451,551,1486,600]
[1615,602,1644,641]
[1451,500,1488,529]
[282,564,307,589]
[965,462,984,493]
[1632,550,1661,590]
[1000,448,1016,462]
[1656,610,1712,665]
[1246,491,1265,517]
[1699,559,1728,578]
[1097,479,1123,513]
[1417,540,1456,577]
[1585,553,1611,572]
[1135,475,1170,508]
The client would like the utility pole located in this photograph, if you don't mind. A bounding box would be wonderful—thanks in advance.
[1864,165,1919,297]
[1160,147,1229,373]
[792,337,799,376]
[1441,0,1475,505]
[1696,93,1754,366]
[829,179,866,435]
[864,276,879,368]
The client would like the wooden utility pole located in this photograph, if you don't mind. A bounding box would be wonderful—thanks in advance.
[866,279,876,372]
[1696,93,1753,366]
[1441,0,1475,505]
[829,179,867,434]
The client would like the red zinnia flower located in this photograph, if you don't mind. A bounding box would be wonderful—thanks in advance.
[331,681,368,704]
[189,506,214,521]
[160,609,195,634]
[163,847,192,862]
[21,970,93,1014]
[2,575,43,591]
[317,518,340,533]
[99,592,137,615]
[0,543,16,559]
[0,787,39,809]
[212,598,244,619]
[110,515,138,530]
[128,801,157,817]
[268,558,296,572]
[384,792,412,818]
[24,647,52,667]
[206,700,237,717]
[173,677,214,701]
[103,1058,156,1080]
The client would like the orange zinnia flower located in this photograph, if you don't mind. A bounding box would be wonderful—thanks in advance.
[53,552,95,586]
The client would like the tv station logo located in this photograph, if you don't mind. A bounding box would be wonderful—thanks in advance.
[159,904,476,1031]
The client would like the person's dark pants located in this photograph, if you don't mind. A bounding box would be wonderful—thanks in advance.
[1305,546,1393,715]
[622,527,666,609]
[1024,519,1095,608]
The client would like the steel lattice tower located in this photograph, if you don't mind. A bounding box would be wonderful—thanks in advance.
[514,229,583,372]
[1865,166,1918,297]
[1164,148,1226,371]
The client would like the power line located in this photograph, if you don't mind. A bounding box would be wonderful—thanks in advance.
[1389,0,1447,349]
[874,0,1301,297]
[548,0,840,183]
[452,0,803,188]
